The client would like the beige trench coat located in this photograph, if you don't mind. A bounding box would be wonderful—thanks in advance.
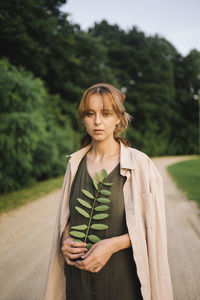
[40,141,173,300]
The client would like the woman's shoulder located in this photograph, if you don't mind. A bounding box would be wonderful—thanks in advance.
[130,146,162,179]
[131,147,151,171]
[130,146,150,160]
[120,142,151,172]
[122,144,151,166]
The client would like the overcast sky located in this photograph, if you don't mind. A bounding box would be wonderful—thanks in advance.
[61,0,200,56]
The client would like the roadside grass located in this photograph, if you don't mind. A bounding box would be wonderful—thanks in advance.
[167,157,200,207]
[0,175,64,215]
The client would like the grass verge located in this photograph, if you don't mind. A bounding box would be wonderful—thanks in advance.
[167,157,200,207]
[0,175,64,215]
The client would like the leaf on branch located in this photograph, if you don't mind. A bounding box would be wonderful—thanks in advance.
[97,197,110,204]
[75,206,90,218]
[82,189,94,199]
[77,198,92,209]
[100,189,111,196]
[92,177,98,190]
[88,234,101,243]
[91,224,108,230]
[71,224,88,230]
[72,167,112,245]
[93,213,109,220]
[70,231,86,238]
[95,172,103,182]
[103,182,113,186]
[87,243,93,249]
[95,205,109,211]
[102,169,108,178]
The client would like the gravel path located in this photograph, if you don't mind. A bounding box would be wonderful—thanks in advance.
[153,156,200,300]
[0,155,199,300]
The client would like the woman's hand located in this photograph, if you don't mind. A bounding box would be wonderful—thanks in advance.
[61,238,88,266]
[74,233,131,272]
[74,238,114,273]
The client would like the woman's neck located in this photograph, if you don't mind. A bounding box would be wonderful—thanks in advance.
[90,137,120,159]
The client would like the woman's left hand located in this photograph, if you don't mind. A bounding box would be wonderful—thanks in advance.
[74,238,115,273]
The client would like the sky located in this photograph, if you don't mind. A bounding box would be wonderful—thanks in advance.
[61,0,200,57]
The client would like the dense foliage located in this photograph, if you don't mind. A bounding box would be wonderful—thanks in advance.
[0,0,199,192]
[0,59,79,192]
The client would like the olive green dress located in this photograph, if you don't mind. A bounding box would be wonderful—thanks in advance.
[64,154,142,300]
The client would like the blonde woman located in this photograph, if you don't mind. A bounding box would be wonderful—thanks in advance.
[41,83,173,300]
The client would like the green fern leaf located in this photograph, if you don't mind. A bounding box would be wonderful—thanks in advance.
[97,197,110,204]
[82,189,94,199]
[71,224,88,230]
[103,182,113,186]
[100,189,111,196]
[77,198,92,209]
[95,205,109,211]
[92,177,98,190]
[70,231,86,238]
[88,234,101,243]
[75,206,90,218]
[72,168,113,245]
[91,224,108,230]
[95,172,103,182]
[93,213,109,220]
[87,243,93,249]
[102,169,108,178]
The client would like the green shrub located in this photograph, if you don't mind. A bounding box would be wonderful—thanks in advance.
[0,59,80,193]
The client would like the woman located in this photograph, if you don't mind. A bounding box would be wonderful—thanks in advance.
[41,83,173,300]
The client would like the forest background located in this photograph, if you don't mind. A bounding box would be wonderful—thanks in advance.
[0,0,200,193]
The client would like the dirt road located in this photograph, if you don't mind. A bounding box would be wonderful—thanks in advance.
[153,156,200,300]
[0,156,199,300]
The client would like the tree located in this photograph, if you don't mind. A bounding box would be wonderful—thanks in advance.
[0,59,78,192]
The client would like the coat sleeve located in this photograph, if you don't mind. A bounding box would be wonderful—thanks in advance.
[38,160,72,300]
[147,158,173,300]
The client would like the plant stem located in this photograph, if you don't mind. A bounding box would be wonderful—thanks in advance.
[84,180,104,243]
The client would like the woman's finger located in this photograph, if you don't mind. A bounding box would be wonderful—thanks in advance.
[69,240,88,248]
[67,252,86,260]
[75,255,97,271]
[61,245,88,254]
[61,248,82,257]
[65,257,76,266]
[62,238,87,247]
[80,248,92,259]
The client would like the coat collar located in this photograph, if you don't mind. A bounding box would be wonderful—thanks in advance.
[120,141,135,170]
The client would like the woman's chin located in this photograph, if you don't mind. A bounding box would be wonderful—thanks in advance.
[90,134,105,142]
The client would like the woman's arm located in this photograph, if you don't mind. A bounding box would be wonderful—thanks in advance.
[75,233,131,272]
[110,233,131,253]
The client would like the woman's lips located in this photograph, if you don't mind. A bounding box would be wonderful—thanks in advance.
[93,129,104,134]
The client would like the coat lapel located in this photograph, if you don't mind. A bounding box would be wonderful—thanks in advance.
[119,141,136,176]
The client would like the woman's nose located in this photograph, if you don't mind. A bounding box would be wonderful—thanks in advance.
[94,114,101,125]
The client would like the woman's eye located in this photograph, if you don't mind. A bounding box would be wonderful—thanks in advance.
[102,111,109,116]
[86,111,94,116]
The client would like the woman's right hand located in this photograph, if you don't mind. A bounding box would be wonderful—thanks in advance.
[61,238,88,266]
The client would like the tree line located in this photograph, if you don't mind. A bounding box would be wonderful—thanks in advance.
[0,0,199,193]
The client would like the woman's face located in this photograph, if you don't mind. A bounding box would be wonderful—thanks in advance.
[83,93,120,143]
